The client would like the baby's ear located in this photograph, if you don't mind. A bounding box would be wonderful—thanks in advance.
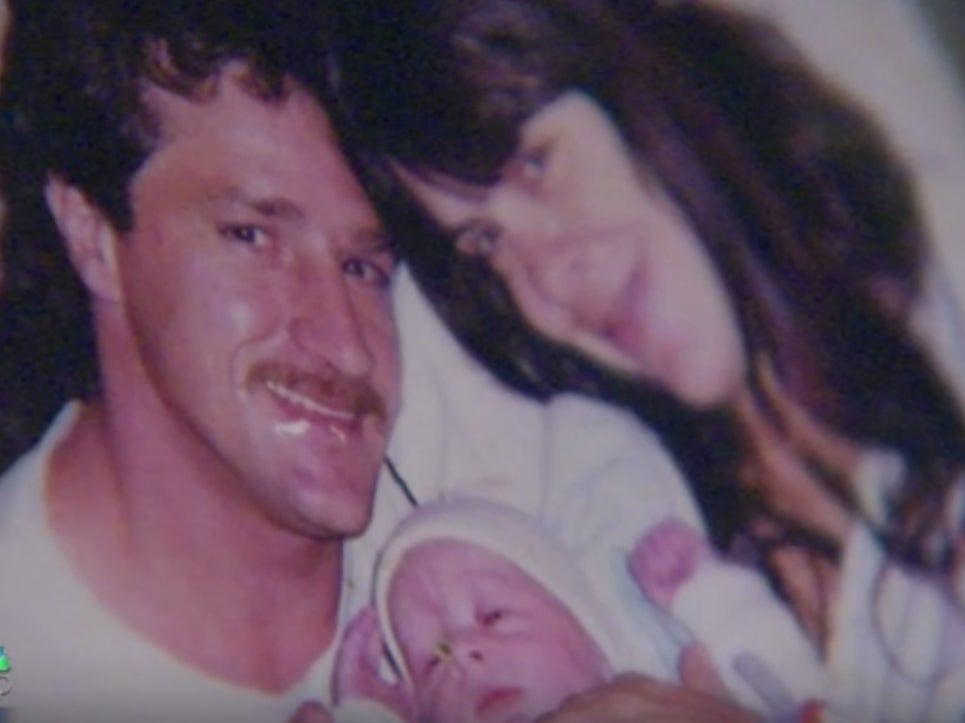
[44,175,124,302]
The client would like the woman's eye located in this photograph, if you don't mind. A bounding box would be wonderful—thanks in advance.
[220,223,268,247]
[504,142,550,191]
[455,222,501,259]
[516,145,548,182]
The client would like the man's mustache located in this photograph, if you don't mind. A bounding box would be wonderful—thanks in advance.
[247,360,387,425]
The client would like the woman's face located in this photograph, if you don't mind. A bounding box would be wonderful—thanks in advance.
[398,91,747,409]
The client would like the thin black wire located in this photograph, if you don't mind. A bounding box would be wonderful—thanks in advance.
[384,455,418,508]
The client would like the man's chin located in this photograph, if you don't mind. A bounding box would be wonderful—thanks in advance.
[291,491,375,540]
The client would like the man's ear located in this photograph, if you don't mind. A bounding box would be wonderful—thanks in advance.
[44,175,124,302]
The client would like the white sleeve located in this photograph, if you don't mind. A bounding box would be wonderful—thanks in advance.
[380,266,557,510]
[348,268,554,606]
[826,525,965,723]
[380,268,703,527]
[538,394,706,679]
[539,393,704,548]
[537,396,827,713]
[912,262,965,412]
[671,558,825,715]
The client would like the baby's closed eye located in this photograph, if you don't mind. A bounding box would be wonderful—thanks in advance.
[479,609,506,626]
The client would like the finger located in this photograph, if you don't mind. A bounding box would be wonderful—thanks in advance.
[347,606,385,665]
[733,652,796,716]
[678,644,729,700]
[345,605,380,640]
[289,700,333,723]
[535,674,660,723]
[334,606,385,701]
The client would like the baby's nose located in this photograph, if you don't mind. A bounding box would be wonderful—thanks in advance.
[444,635,484,667]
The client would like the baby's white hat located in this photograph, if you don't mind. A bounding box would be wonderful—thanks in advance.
[373,496,633,686]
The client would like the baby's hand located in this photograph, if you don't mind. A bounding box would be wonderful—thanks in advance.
[628,518,710,609]
[334,606,418,722]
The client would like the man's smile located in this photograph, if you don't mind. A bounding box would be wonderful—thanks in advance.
[247,360,386,427]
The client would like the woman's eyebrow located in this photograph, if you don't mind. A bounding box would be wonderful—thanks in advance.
[411,164,493,203]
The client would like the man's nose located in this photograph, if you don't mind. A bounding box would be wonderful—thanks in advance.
[288,259,374,378]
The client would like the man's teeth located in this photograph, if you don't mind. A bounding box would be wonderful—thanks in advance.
[273,419,310,437]
[265,380,355,421]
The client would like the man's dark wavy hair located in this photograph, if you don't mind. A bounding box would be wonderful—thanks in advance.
[0,0,335,471]
[334,0,965,578]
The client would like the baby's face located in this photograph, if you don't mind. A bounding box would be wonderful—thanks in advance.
[387,538,610,723]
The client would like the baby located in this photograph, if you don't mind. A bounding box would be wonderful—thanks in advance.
[334,498,824,723]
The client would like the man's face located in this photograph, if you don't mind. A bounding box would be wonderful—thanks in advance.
[110,69,400,538]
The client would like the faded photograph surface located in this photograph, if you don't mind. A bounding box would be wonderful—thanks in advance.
[1,2,964,723]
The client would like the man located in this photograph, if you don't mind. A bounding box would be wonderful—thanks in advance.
[0,1,398,721]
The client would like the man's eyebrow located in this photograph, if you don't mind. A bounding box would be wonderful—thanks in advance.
[211,188,396,254]
[354,227,397,256]
[210,188,305,221]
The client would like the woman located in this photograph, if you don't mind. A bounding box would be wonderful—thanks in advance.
[332,0,965,719]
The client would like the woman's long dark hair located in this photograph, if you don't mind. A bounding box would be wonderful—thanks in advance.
[334,0,965,574]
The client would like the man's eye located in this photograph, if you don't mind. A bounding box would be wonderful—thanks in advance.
[455,222,501,259]
[343,257,391,289]
[219,224,267,246]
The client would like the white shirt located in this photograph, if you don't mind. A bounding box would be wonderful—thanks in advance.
[0,404,343,723]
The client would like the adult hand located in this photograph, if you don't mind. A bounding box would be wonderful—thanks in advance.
[535,646,760,723]
[534,673,760,723]
[288,700,334,723]
[333,605,417,722]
